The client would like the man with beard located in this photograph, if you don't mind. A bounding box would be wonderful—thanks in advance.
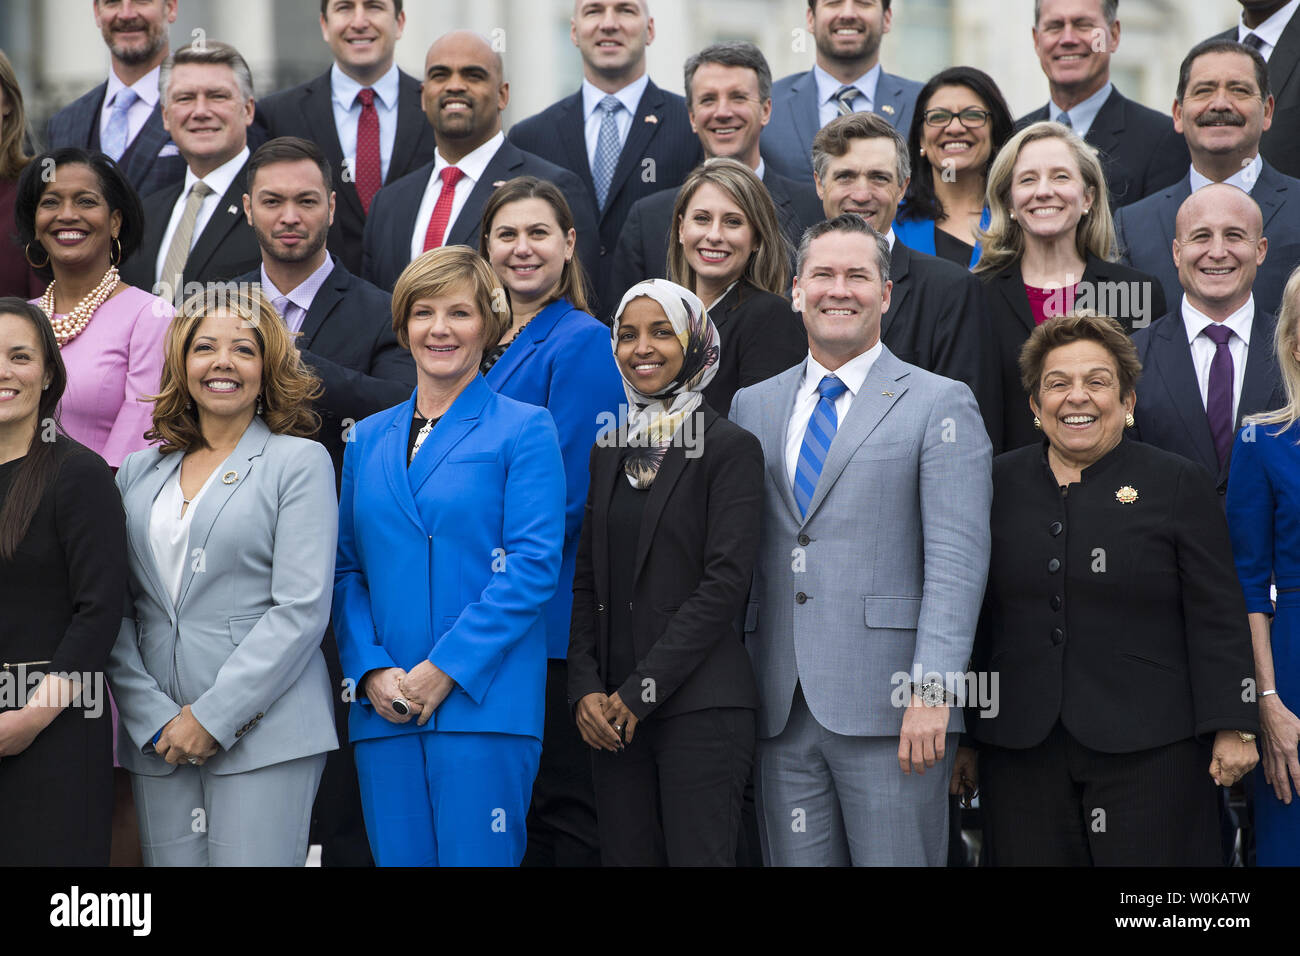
[761,0,922,185]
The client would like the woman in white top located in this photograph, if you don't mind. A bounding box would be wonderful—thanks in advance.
[106,287,339,866]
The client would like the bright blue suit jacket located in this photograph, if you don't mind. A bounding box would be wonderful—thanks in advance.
[333,375,566,743]
[484,297,624,659]
[893,207,989,270]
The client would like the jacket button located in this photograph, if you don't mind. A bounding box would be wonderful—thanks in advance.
[1050,595,1062,611]
[798,534,810,546]
[1047,558,1061,573]
[1218,487,1226,496]
[795,592,808,604]
[1049,521,1063,536]
[627,602,633,611]
[1051,627,1065,645]
[600,245,608,256]
[596,604,606,612]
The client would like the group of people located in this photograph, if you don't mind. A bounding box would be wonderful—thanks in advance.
[1,0,1299,868]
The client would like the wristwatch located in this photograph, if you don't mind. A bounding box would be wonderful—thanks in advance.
[912,680,950,707]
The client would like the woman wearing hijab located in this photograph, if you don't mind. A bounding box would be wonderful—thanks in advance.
[568,278,763,866]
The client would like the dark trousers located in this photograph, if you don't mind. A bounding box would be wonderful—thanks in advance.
[592,706,755,866]
[523,660,601,866]
[980,720,1220,866]
[310,625,374,867]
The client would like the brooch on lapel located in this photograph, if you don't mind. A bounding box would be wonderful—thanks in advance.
[227,205,238,215]
[645,114,659,124]
[1115,485,1139,504]
[222,470,239,485]
[881,104,896,116]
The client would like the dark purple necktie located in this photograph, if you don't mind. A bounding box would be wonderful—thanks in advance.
[1203,323,1235,467]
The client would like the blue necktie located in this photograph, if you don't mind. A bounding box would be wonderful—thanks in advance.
[592,95,622,211]
[1057,110,1073,129]
[102,88,138,162]
[834,85,859,116]
[794,375,849,518]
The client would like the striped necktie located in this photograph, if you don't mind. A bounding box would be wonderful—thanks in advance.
[794,374,849,518]
[834,85,859,116]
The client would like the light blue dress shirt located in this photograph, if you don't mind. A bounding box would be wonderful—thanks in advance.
[1049,81,1113,138]
[331,62,400,185]
[582,73,650,172]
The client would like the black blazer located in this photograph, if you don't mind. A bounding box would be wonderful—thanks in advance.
[1214,18,1300,180]
[508,80,703,310]
[982,253,1167,452]
[702,280,806,418]
[236,257,414,483]
[1130,308,1286,492]
[608,166,822,315]
[1015,86,1189,209]
[360,140,600,296]
[568,405,762,721]
[120,158,263,295]
[970,438,1258,753]
[886,239,1001,449]
[255,68,439,277]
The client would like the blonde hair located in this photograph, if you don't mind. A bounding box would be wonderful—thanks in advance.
[392,246,511,351]
[976,121,1116,275]
[147,286,322,453]
[0,50,32,180]
[1246,264,1300,432]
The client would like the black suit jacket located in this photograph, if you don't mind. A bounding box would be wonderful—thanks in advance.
[1130,308,1286,492]
[970,438,1258,752]
[1015,86,1189,208]
[982,254,1167,452]
[236,257,414,483]
[701,281,807,417]
[1215,17,1300,179]
[508,81,703,310]
[360,140,600,295]
[255,69,439,276]
[886,240,1001,449]
[568,405,762,721]
[120,158,263,295]
[608,166,822,314]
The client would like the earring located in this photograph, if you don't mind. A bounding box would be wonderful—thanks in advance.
[24,241,49,268]
[110,235,122,265]
[187,399,194,411]
[1033,416,1042,430]
[1125,412,1135,428]
[256,395,264,416]
[1009,212,1016,221]
[42,383,50,391]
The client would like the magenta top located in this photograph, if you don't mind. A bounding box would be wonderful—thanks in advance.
[1024,282,1080,327]
[32,284,174,468]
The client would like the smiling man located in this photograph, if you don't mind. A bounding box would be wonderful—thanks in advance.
[1114,38,1300,316]
[1015,0,1188,208]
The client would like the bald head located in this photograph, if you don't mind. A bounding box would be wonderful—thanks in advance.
[427,30,503,82]
[421,30,509,161]
[1173,182,1268,319]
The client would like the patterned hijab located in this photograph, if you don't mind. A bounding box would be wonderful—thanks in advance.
[611,279,720,489]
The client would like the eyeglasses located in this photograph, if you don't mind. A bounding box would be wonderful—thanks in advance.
[923,107,992,129]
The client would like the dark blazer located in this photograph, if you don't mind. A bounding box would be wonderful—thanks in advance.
[255,69,439,277]
[702,281,806,418]
[1113,163,1300,316]
[235,257,414,483]
[120,158,262,294]
[1015,86,1189,209]
[568,404,762,721]
[1214,17,1300,180]
[982,253,1167,452]
[360,141,600,295]
[760,68,923,184]
[1130,308,1286,492]
[970,438,1258,753]
[508,80,702,311]
[608,166,823,313]
[886,239,1001,449]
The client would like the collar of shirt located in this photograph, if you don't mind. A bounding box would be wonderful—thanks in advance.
[582,73,649,122]
[182,145,249,202]
[330,61,400,112]
[1181,294,1254,347]
[798,341,883,403]
[105,64,161,110]
[754,158,766,181]
[814,63,881,111]
[884,227,896,251]
[433,129,504,186]
[260,254,336,317]
[1189,154,1263,194]
[1239,0,1300,55]
[1049,81,1112,137]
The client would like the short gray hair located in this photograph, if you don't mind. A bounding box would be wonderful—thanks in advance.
[683,41,772,108]
[1034,0,1118,28]
[796,213,891,283]
[811,111,909,190]
[160,40,255,104]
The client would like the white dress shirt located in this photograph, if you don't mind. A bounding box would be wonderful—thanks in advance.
[1182,295,1253,426]
[785,342,883,487]
[99,65,161,151]
[1049,81,1113,138]
[149,465,222,606]
[331,62,400,185]
[1238,0,1300,60]
[153,146,250,285]
[1189,154,1263,194]
[815,63,882,130]
[582,73,649,171]
[260,254,336,334]
[409,131,504,260]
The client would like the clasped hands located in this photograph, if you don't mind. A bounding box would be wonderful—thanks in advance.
[365,661,455,726]
[156,705,218,766]
[576,692,637,751]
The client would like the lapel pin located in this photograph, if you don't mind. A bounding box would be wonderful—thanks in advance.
[882,390,894,397]
[1115,485,1139,504]
[227,204,238,215]
[222,470,239,485]
[645,114,659,124]
[881,104,896,115]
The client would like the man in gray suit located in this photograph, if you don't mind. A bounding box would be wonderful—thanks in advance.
[729,213,992,866]
[760,0,922,184]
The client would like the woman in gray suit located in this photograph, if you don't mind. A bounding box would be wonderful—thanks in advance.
[107,287,339,866]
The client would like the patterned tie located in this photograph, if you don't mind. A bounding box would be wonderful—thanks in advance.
[159,180,213,304]
[354,88,382,215]
[1058,110,1073,129]
[1204,323,1236,468]
[1242,32,1266,52]
[592,95,622,211]
[834,85,859,116]
[794,375,849,518]
[422,166,464,251]
[102,88,138,162]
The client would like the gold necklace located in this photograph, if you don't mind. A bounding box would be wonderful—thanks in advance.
[38,266,120,347]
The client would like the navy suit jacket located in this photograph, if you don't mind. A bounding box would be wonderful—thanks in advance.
[508,80,702,312]
[1114,163,1300,317]
[236,257,414,484]
[1131,308,1286,492]
[1015,86,1189,208]
[256,68,439,277]
[360,140,600,295]
[1214,18,1300,180]
[760,68,922,184]
[608,165,822,313]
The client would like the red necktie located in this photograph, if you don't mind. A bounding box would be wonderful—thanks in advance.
[354,88,382,215]
[422,166,464,251]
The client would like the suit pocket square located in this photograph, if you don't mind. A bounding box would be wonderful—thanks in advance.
[158,143,181,157]
[864,595,921,630]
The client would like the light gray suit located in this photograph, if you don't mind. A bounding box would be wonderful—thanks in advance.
[729,346,992,866]
[107,417,339,866]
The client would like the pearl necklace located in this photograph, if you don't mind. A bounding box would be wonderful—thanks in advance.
[39,266,120,347]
